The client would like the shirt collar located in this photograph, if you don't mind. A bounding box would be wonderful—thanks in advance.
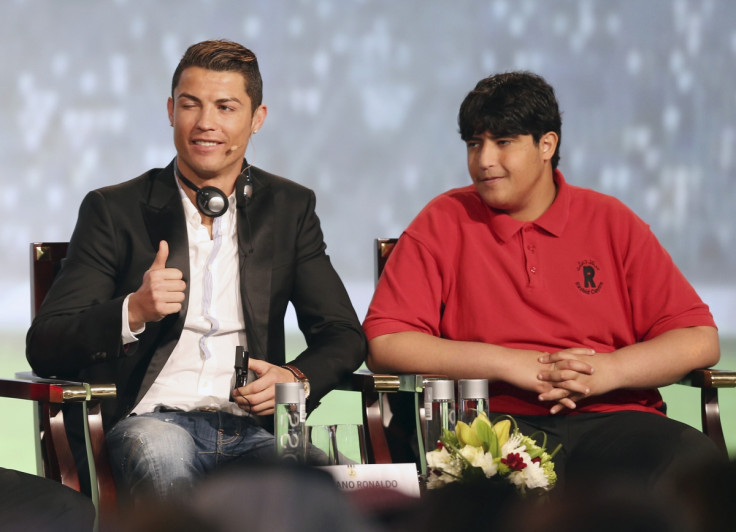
[488,170,570,242]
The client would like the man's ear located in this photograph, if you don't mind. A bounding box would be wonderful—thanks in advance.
[167,97,174,126]
[251,104,267,133]
[540,132,558,161]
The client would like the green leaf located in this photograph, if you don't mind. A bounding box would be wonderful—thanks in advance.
[474,418,497,455]
[442,427,460,449]
[463,465,486,482]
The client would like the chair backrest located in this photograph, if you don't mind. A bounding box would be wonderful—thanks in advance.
[31,242,69,318]
[374,237,398,284]
[27,242,118,526]
[370,237,446,473]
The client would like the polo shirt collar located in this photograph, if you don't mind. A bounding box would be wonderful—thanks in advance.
[487,170,570,242]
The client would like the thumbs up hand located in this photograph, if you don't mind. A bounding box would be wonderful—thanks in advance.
[149,239,171,271]
[128,241,186,330]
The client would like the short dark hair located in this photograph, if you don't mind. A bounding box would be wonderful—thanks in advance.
[171,40,263,112]
[458,71,562,169]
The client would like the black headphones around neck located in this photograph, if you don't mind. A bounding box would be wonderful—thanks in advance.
[175,159,252,217]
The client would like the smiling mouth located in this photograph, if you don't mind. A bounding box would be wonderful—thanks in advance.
[192,140,221,147]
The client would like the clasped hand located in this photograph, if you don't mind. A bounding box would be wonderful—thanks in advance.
[536,347,597,414]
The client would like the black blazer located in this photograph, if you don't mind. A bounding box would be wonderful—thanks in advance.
[26,161,366,429]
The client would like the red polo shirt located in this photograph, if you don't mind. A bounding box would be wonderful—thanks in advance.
[363,172,716,416]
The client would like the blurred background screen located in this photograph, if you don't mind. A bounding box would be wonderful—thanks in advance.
[2,0,734,334]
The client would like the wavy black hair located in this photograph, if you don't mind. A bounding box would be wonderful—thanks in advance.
[458,71,562,169]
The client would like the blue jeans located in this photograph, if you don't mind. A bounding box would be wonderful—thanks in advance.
[107,409,276,501]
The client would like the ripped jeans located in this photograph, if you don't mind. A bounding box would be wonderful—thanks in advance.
[106,408,275,501]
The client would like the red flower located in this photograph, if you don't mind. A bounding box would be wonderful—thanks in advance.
[501,452,527,471]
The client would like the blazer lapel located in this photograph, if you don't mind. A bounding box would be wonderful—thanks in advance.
[137,162,191,397]
[236,167,273,360]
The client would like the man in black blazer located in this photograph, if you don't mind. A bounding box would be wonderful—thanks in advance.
[26,40,366,501]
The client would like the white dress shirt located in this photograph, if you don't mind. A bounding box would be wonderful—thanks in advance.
[128,182,247,415]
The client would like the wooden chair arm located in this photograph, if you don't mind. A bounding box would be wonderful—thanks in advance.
[678,368,736,388]
[1,374,118,527]
[352,369,446,393]
[13,372,117,400]
[0,376,90,490]
[676,368,736,457]
[352,370,400,394]
[350,369,445,472]
[0,376,90,403]
[351,370,397,465]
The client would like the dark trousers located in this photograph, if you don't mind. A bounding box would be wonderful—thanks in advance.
[491,410,726,490]
[0,467,96,531]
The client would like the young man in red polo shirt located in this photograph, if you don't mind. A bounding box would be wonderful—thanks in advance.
[363,71,724,487]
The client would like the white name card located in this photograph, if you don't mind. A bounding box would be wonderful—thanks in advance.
[319,463,420,498]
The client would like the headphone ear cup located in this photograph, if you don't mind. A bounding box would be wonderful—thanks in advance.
[197,187,229,217]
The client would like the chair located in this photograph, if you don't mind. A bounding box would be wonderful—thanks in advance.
[371,237,736,456]
[0,242,118,529]
[351,238,448,475]
[0,241,428,515]
[352,370,442,474]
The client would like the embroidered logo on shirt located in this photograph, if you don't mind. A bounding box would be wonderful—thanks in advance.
[575,259,603,294]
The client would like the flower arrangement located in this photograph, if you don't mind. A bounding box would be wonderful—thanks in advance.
[425,412,560,494]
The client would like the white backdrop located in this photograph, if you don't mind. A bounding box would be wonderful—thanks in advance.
[1,0,735,334]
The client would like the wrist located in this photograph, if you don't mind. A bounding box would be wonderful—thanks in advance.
[281,364,310,399]
[123,293,145,334]
[127,294,142,327]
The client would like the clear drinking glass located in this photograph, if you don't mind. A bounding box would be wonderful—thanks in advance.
[308,424,367,465]
[457,378,490,425]
[424,379,456,453]
[274,382,307,462]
